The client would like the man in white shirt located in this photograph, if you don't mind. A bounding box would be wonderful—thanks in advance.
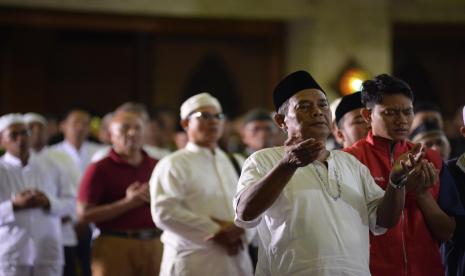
[24,112,77,275]
[0,114,75,276]
[47,109,102,276]
[23,113,48,153]
[234,70,431,276]
[150,93,253,276]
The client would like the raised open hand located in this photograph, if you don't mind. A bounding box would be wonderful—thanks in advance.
[283,134,325,168]
[390,143,425,184]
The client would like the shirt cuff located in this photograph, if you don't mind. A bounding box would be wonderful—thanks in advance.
[45,193,60,216]
[369,207,387,236]
[0,200,15,224]
[234,214,262,229]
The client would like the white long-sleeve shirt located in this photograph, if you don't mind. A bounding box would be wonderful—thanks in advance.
[234,148,386,276]
[0,152,75,266]
[150,142,253,276]
[47,141,103,188]
[47,140,103,245]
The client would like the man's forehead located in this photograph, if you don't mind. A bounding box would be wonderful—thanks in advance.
[6,123,26,131]
[68,111,90,121]
[112,112,143,125]
[377,103,413,109]
[344,108,364,118]
[377,94,413,107]
[290,89,327,102]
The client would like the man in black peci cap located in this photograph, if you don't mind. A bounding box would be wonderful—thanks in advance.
[233,70,421,275]
[334,91,370,148]
[410,120,451,160]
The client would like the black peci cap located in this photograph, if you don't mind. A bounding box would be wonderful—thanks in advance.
[273,70,325,112]
[335,92,364,124]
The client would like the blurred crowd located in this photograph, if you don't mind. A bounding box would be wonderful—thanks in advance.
[0,73,465,276]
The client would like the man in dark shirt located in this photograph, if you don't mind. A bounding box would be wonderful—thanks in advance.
[443,106,465,276]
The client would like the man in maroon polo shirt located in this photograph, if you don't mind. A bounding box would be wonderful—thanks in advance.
[77,111,162,276]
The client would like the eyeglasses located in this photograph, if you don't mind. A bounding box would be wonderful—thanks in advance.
[6,129,30,140]
[189,111,225,121]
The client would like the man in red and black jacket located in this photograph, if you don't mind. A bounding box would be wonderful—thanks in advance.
[344,74,464,276]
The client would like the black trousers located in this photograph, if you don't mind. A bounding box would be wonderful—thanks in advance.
[63,246,76,276]
[76,225,92,276]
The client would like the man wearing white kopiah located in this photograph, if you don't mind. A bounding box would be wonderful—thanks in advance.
[0,114,75,276]
[234,71,426,276]
[150,93,253,276]
[24,112,80,276]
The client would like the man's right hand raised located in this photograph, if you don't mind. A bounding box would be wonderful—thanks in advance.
[282,134,325,168]
[390,143,425,184]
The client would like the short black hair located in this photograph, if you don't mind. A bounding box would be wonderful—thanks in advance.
[60,107,92,122]
[361,74,413,108]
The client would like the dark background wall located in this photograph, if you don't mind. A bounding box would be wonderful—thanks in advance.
[0,8,284,118]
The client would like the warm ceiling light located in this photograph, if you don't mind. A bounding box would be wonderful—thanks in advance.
[339,67,369,96]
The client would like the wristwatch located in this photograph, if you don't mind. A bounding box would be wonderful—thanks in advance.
[389,175,407,189]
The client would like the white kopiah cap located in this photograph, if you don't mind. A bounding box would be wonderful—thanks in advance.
[23,112,47,126]
[180,92,222,119]
[0,113,25,133]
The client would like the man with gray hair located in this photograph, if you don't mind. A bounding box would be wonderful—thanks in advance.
[150,93,253,276]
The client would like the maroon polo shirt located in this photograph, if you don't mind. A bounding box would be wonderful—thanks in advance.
[78,149,158,231]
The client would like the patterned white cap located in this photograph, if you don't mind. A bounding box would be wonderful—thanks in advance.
[23,112,47,126]
[180,92,222,119]
[0,113,25,133]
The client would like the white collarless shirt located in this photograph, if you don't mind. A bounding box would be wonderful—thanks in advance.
[0,152,75,265]
[150,142,253,276]
[234,148,386,276]
[47,141,103,188]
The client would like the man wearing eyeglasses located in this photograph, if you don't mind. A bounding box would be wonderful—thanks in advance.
[0,114,75,276]
[150,93,253,276]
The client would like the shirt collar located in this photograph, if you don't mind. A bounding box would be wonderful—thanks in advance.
[186,142,219,156]
[365,130,408,150]
[63,140,87,156]
[2,152,28,168]
[109,148,149,166]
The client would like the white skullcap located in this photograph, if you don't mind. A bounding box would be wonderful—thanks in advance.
[23,112,47,126]
[180,92,222,119]
[0,113,25,133]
